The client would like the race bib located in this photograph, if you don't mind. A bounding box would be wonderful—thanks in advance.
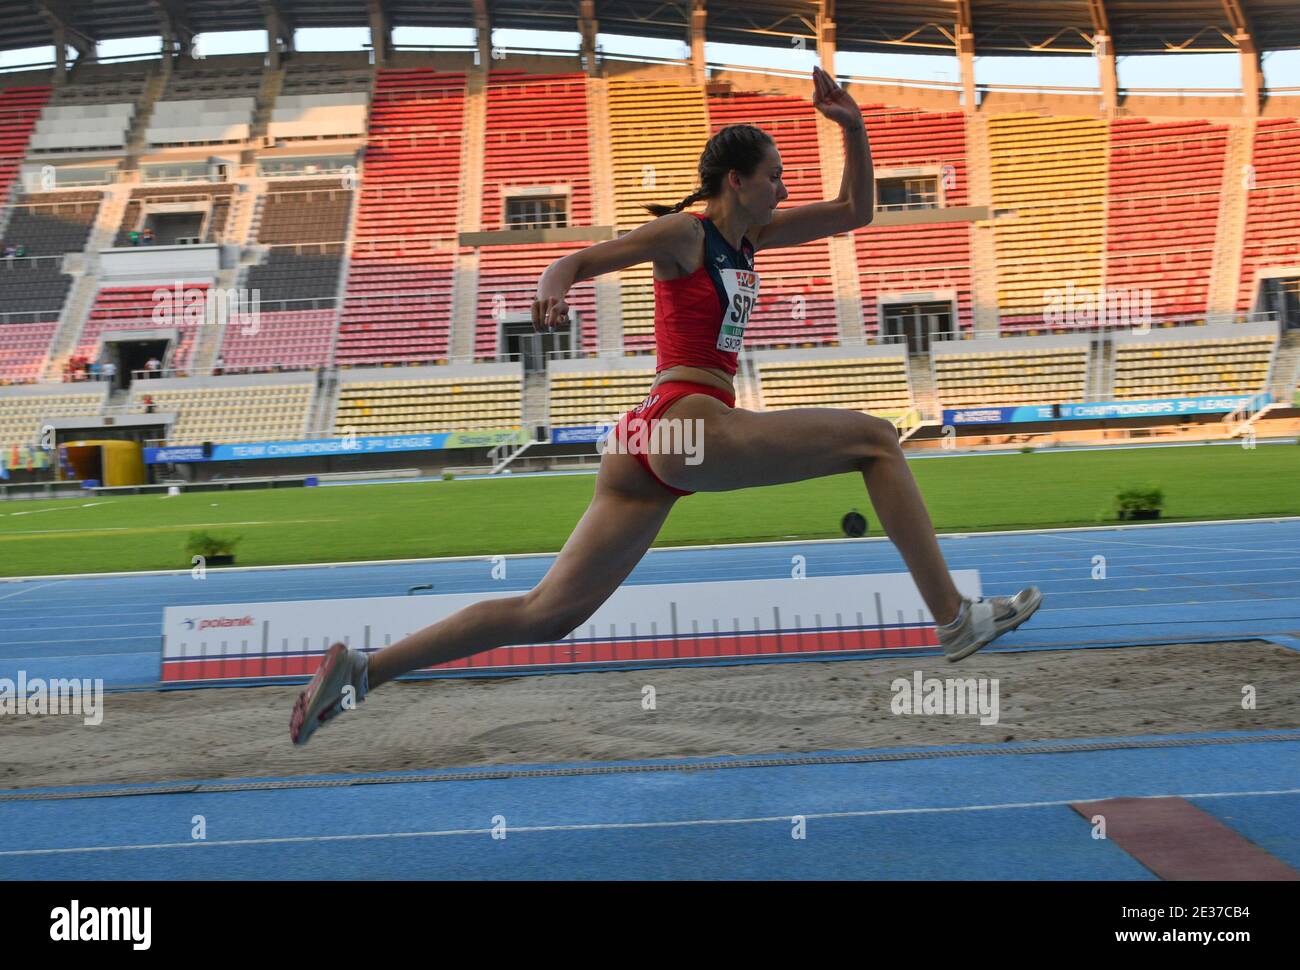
[716,268,760,353]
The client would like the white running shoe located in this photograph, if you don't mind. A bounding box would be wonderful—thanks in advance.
[290,642,368,746]
[937,587,1043,663]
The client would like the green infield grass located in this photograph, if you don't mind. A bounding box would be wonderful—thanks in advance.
[0,443,1295,577]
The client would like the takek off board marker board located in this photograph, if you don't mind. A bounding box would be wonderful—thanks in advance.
[160,570,982,684]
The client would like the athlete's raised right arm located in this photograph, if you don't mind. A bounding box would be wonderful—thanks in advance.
[532,213,698,332]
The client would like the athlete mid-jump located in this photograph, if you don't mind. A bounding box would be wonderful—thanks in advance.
[291,65,1041,745]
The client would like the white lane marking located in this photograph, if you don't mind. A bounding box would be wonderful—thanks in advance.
[0,582,58,602]
[2,788,1297,857]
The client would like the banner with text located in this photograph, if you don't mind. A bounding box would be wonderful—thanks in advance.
[145,428,529,464]
[160,569,983,684]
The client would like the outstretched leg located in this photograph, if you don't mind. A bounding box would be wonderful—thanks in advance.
[650,397,964,626]
[292,450,678,743]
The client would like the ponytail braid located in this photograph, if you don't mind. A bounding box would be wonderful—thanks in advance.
[643,188,705,218]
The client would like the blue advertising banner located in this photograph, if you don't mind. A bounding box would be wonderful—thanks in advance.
[550,425,616,444]
[944,393,1270,426]
[145,429,527,464]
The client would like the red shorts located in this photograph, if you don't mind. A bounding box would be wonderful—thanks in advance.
[610,380,735,497]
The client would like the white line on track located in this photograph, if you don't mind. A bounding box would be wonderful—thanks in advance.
[0,581,58,601]
[2,788,1297,858]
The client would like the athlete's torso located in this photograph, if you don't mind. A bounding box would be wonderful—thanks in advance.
[649,212,761,395]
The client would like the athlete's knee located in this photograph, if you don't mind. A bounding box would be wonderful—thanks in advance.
[854,413,903,469]
[522,588,594,643]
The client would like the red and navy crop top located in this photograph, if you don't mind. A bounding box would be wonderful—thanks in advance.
[653,211,761,376]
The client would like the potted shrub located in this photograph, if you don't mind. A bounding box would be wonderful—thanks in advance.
[1115,485,1163,521]
[186,531,242,567]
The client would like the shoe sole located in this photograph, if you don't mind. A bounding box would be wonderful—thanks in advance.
[290,641,349,746]
[944,588,1043,663]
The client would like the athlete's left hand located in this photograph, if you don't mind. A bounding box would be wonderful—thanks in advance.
[811,65,862,129]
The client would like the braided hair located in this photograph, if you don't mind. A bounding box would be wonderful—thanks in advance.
[642,124,775,218]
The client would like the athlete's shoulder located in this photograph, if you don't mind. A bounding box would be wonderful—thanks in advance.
[654,211,705,274]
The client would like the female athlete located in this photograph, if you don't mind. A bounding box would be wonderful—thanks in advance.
[291,65,1041,745]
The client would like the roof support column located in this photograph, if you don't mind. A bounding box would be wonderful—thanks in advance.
[579,0,599,77]
[955,0,977,112]
[816,0,835,77]
[689,0,706,86]
[368,0,389,67]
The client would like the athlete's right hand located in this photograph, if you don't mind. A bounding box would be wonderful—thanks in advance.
[531,293,571,333]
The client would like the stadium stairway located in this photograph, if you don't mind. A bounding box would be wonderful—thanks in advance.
[121,68,168,172]
[907,352,939,420]
[1269,329,1300,404]
[41,274,97,380]
[242,65,285,168]
[189,267,243,373]
[521,371,550,433]
[1206,121,1254,317]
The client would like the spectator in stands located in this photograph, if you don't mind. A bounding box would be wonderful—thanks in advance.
[15,245,25,258]
[145,356,161,378]
[128,230,140,246]
[101,360,116,385]
[142,394,156,414]
[2,245,13,261]
[86,360,98,381]
[214,354,225,376]
[142,228,155,245]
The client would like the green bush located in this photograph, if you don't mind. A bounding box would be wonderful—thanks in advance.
[185,531,242,557]
[1114,484,1163,517]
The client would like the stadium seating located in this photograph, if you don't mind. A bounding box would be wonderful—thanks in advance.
[756,354,913,417]
[474,71,598,357]
[852,105,974,340]
[280,58,372,97]
[48,64,151,107]
[1105,119,1227,323]
[75,285,210,371]
[30,103,135,152]
[548,367,656,426]
[933,343,1090,407]
[333,374,523,435]
[128,379,315,444]
[607,79,710,350]
[0,387,105,450]
[0,86,50,203]
[988,113,1107,331]
[147,98,255,146]
[335,69,465,365]
[0,191,101,379]
[475,242,597,358]
[268,92,369,140]
[223,179,352,370]
[1113,335,1275,399]
[1237,118,1300,312]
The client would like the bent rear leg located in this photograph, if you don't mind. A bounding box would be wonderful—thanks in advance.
[367,451,677,687]
[649,398,964,627]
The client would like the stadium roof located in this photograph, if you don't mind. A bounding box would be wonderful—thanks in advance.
[5,1,1300,59]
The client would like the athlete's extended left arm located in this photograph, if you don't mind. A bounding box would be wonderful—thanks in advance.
[753,66,874,253]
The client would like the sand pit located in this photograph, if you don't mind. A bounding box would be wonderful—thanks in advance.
[4,640,1299,792]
